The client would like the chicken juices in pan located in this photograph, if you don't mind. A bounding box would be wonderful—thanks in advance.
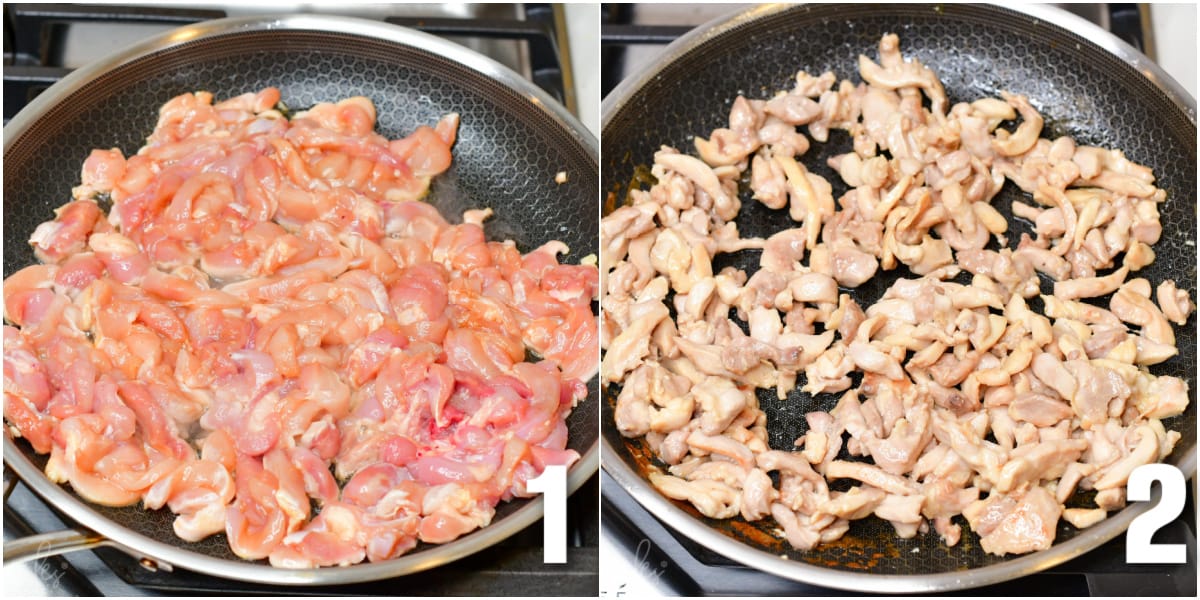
[601,34,1191,556]
[4,87,599,567]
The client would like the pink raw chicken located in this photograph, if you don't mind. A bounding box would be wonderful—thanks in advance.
[3,87,598,568]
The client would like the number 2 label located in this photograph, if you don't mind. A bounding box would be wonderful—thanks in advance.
[1126,463,1186,564]
[527,465,567,564]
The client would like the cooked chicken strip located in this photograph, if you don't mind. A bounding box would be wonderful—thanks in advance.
[651,473,740,519]
[817,486,886,521]
[656,149,739,222]
[1054,266,1128,301]
[604,32,1188,559]
[1156,280,1194,325]
[825,460,918,495]
[857,34,947,116]
[740,468,778,521]
[603,298,670,384]
[1093,425,1158,490]
[1062,507,1107,529]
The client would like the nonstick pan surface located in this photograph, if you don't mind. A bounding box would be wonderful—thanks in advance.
[4,15,598,586]
[601,3,1195,592]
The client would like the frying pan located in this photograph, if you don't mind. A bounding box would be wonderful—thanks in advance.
[601,3,1196,593]
[3,15,599,586]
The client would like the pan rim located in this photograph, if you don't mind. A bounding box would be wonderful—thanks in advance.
[600,3,1196,121]
[3,14,599,586]
[599,2,1195,593]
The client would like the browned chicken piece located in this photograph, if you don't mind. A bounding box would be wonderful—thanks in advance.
[993,439,1088,493]
[1111,278,1175,346]
[963,486,1062,555]
[1062,507,1107,529]
[874,493,925,537]
[760,227,809,273]
[651,473,741,519]
[1054,266,1129,301]
[825,461,918,496]
[957,248,1040,298]
[1063,360,1131,429]
[857,34,947,116]
[770,503,839,551]
[1156,279,1194,325]
[1093,424,1159,491]
[740,468,779,521]
[750,151,789,210]
[603,296,670,384]
[817,241,879,288]
[802,345,856,394]
[694,96,765,167]
[695,376,749,435]
[648,363,697,429]
[1137,375,1189,419]
[1007,392,1074,427]
[993,93,1044,157]
[817,486,886,520]
[655,148,740,222]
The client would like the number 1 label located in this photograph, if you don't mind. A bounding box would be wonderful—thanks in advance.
[527,465,567,564]
[1126,463,1186,564]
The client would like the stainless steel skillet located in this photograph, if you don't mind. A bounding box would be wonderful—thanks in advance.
[601,3,1195,593]
[3,14,599,586]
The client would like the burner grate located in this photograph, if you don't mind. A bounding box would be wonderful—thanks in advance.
[3,3,570,122]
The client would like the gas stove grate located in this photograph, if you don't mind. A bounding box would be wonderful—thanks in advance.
[3,3,569,122]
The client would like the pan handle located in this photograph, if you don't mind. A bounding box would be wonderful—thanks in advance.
[3,465,174,572]
[3,527,174,572]
[3,529,106,564]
